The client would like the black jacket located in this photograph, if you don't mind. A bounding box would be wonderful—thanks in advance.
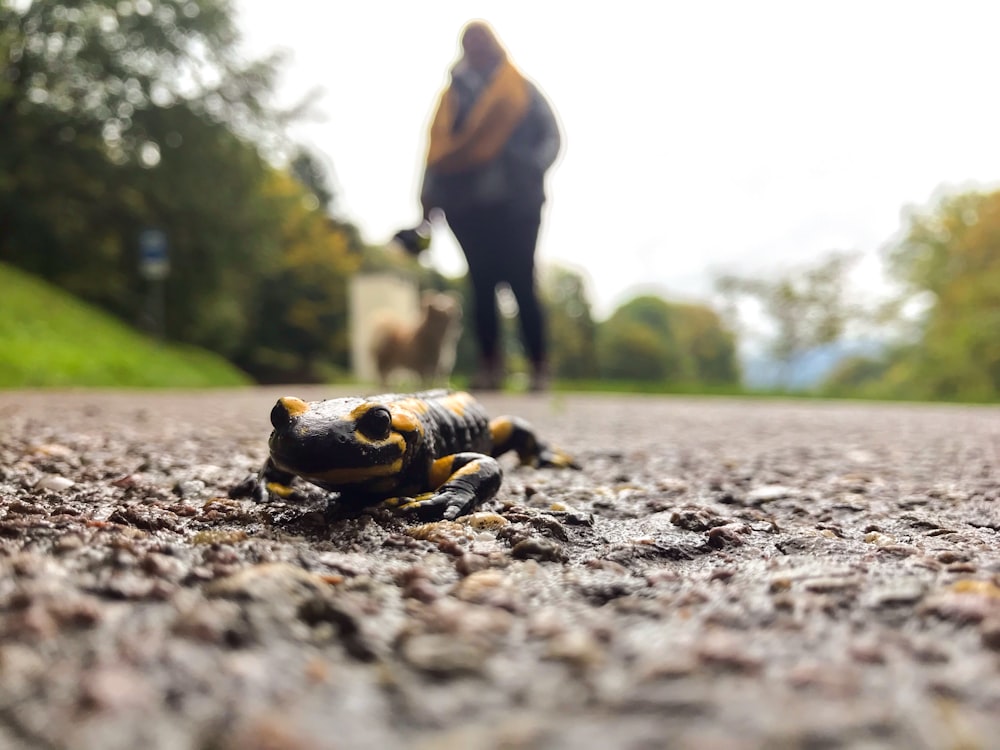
[422,73,561,217]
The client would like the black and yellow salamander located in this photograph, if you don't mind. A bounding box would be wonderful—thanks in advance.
[246,389,577,520]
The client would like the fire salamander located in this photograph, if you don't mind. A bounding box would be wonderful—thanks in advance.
[246,389,577,520]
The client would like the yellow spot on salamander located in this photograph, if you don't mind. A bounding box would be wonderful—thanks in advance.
[278,396,309,418]
[429,457,483,489]
[266,482,295,498]
[489,417,514,446]
[391,411,421,434]
[428,456,456,488]
[442,392,471,418]
[394,398,431,415]
[452,460,481,479]
[304,459,404,486]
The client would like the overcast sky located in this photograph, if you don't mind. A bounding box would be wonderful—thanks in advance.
[234,0,1000,318]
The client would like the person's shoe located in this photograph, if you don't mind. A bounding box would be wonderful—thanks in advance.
[470,368,502,391]
[529,363,550,392]
[470,359,503,391]
[469,357,503,391]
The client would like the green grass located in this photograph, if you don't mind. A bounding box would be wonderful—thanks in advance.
[548,379,751,397]
[0,263,251,388]
[551,378,1000,404]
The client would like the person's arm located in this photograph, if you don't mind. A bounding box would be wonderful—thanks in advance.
[420,170,436,220]
[531,89,561,172]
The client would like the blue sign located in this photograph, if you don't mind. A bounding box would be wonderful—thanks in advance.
[139,229,169,280]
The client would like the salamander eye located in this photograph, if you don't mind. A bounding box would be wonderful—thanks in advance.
[357,406,392,440]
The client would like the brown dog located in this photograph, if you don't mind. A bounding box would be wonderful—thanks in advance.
[370,292,462,387]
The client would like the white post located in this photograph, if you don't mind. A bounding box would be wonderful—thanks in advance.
[348,273,420,383]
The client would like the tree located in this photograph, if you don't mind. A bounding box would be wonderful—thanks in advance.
[820,354,891,398]
[669,302,740,385]
[884,188,1000,399]
[540,264,598,379]
[0,1,377,383]
[596,294,740,384]
[0,0,290,348]
[597,295,684,381]
[242,170,362,382]
[291,148,336,213]
[716,251,862,384]
[0,0,284,164]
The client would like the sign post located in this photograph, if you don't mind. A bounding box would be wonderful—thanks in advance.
[138,229,169,338]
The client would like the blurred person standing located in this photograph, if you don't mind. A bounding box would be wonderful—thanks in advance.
[418,20,561,391]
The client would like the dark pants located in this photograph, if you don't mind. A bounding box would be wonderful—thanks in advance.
[446,204,546,366]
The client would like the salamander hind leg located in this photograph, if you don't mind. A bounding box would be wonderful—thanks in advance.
[386,452,503,521]
[489,417,579,469]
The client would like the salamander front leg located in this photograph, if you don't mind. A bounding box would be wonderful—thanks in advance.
[230,457,298,502]
[385,453,503,520]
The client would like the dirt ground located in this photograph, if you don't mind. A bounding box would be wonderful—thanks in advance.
[0,387,998,750]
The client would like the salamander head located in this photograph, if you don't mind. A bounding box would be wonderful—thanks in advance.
[268,396,413,493]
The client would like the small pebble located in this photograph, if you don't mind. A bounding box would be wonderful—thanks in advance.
[511,537,567,563]
[79,667,155,712]
[804,577,861,593]
[696,632,763,674]
[671,506,721,532]
[637,654,698,681]
[54,534,84,553]
[980,618,1000,650]
[206,563,333,603]
[461,512,509,531]
[936,551,969,564]
[406,521,471,547]
[945,562,978,573]
[192,530,249,546]
[402,576,440,604]
[747,485,798,504]
[452,569,520,611]
[921,580,1000,624]
[864,531,897,546]
[786,662,862,698]
[868,582,926,608]
[455,553,491,577]
[544,629,605,670]
[223,717,323,750]
[398,633,489,677]
[707,523,749,548]
[767,576,792,594]
[173,479,207,498]
[34,476,75,492]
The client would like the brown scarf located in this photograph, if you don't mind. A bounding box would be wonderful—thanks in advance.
[426,59,530,174]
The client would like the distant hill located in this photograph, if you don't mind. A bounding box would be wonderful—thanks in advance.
[0,262,251,388]
[742,340,885,391]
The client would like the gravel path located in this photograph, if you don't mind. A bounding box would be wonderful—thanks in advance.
[1,388,998,750]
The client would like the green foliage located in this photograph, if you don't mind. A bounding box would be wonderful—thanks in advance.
[597,296,684,381]
[541,265,598,379]
[716,252,862,377]
[0,262,249,387]
[0,0,282,157]
[240,170,362,382]
[1,0,281,336]
[595,295,739,384]
[819,354,891,398]
[883,188,1000,400]
[668,302,741,385]
[0,1,367,384]
[290,148,335,212]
